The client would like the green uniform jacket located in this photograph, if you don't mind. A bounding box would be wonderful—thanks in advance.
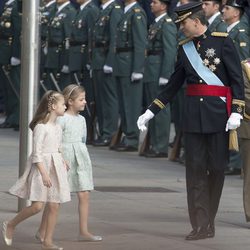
[0,0,21,65]
[69,2,99,71]
[114,3,147,76]
[228,21,250,61]
[91,1,122,70]
[40,1,57,41]
[208,13,227,33]
[46,3,76,69]
[144,14,177,82]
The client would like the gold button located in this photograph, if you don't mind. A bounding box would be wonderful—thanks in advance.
[200,98,203,101]
[199,80,202,83]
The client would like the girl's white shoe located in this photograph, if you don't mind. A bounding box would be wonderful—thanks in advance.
[2,221,12,246]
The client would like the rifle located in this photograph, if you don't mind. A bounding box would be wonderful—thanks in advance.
[2,65,20,100]
[49,72,61,92]
[109,123,122,149]
[169,131,182,161]
[139,130,150,156]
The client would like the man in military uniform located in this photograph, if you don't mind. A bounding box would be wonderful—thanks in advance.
[143,0,177,157]
[137,2,245,240]
[40,0,57,95]
[91,0,122,146]
[0,0,21,130]
[222,0,250,175]
[45,0,76,90]
[202,0,227,32]
[113,0,147,151]
[69,0,99,143]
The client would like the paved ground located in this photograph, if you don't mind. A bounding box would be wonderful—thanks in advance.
[0,127,250,250]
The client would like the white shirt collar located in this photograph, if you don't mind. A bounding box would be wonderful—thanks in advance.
[124,2,137,13]
[102,0,115,10]
[155,13,166,23]
[208,11,220,25]
[6,0,15,5]
[80,0,91,10]
[227,20,240,32]
[57,1,70,13]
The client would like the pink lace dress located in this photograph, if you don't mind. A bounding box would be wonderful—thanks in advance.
[9,123,71,203]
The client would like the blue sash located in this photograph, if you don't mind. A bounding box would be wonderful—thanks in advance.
[183,41,225,102]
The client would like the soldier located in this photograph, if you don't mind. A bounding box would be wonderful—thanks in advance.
[143,0,177,157]
[113,0,147,152]
[45,0,76,91]
[91,0,122,146]
[137,2,244,240]
[69,0,99,143]
[40,0,57,95]
[0,0,21,130]
[202,0,227,32]
[222,0,250,175]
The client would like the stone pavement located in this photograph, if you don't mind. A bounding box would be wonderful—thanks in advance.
[0,128,250,250]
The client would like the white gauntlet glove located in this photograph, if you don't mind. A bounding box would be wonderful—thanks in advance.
[10,57,21,66]
[137,109,154,131]
[131,72,143,82]
[225,112,243,131]
[159,77,168,86]
[103,65,113,74]
[61,65,69,74]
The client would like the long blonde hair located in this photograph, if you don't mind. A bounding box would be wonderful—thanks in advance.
[62,84,85,108]
[29,90,64,131]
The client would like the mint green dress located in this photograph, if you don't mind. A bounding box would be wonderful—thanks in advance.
[57,113,94,192]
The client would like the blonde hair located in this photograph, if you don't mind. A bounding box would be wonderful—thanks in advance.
[29,90,64,131]
[62,84,85,108]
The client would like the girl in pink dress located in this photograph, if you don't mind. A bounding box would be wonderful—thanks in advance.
[2,90,70,250]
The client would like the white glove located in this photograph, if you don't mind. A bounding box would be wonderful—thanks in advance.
[65,39,70,50]
[43,45,48,55]
[61,65,69,74]
[225,112,243,131]
[159,77,168,86]
[86,64,91,70]
[137,109,154,131]
[103,65,113,74]
[131,72,143,82]
[10,57,21,66]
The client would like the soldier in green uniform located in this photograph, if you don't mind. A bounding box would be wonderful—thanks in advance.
[40,0,57,95]
[222,0,250,175]
[45,0,76,91]
[69,0,99,143]
[91,0,123,146]
[0,0,21,130]
[143,0,177,157]
[113,0,147,151]
[202,0,227,32]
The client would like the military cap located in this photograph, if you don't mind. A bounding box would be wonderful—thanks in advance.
[159,0,170,4]
[174,2,203,23]
[202,0,222,3]
[225,0,248,8]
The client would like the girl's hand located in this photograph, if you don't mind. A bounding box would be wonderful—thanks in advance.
[41,173,52,188]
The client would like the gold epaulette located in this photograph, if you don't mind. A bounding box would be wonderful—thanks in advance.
[211,32,228,37]
[179,38,191,46]
[134,8,141,13]
[153,99,165,109]
[165,18,172,23]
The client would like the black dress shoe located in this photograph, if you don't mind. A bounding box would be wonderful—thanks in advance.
[207,224,215,238]
[115,145,137,152]
[13,125,19,131]
[0,122,12,128]
[92,138,111,147]
[144,149,168,158]
[185,227,208,240]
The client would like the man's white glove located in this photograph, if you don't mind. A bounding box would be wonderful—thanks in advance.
[61,65,69,74]
[10,57,21,66]
[225,112,243,131]
[137,109,154,131]
[159,77,168,86]
[131,72,143,82]
[103,65,113,74]
[65,39,70,50]
[86,64,91,70]
[43,45,48,55]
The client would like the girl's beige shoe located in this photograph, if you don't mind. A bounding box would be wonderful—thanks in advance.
[41,244,63,250]
[2,221,12,246]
